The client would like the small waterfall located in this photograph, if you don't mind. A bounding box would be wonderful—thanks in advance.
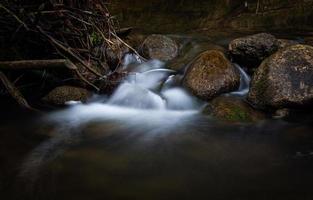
[230,64,251,96]
[161,88,196,110]
[108,83,166,109]
[107,53,199,111]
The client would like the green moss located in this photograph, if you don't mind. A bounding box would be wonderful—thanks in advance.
[224,106,251,122]
[90,32,102,46]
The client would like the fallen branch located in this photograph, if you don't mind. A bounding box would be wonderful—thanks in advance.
[0,59,99,91]
[0,71,37,111]
[111,32,147,62]
[0,59,77,70]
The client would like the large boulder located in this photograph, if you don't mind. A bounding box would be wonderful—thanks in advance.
[183,50,240,101]
[42,86,92,105]
[203,96,265,123]
[229,33,279,68]
[248,44,313,109]
[141,34,179,62]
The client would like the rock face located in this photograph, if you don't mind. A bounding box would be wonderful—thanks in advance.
[42,86,92,105]
[109,0,313,34]
[183,50,240,101]
[229,33,279,68]
[142,34,179,62]
[203,96,265,122]
[248,44,313,109]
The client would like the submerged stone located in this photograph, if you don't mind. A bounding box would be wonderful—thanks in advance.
[183,50,240,101]
[248,44,313,109]
[203,96,265,123]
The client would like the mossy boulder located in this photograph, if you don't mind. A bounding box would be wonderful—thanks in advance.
[183,50,240,101]
[229,33,279,68]
[248,44,313,109]
[203,96,265,123]
[42,86,92,105]
[142,34,179,62]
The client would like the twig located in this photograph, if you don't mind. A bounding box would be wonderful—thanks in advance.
[0,3,30,31]
[74,69,100,91]
[111,32,147,62]
[37,26,102,77]
[0,71,38,111]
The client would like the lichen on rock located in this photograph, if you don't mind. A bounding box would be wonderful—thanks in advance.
[183,50,240,101]
[248,44,313,109]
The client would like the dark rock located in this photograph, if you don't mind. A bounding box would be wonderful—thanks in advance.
[305,37,313,47]
[168,41,226,71]
[277,39,300,49]
[42,86,92,105]
[273,108,290,119]
[248,44,313,109]
[203,96,265,123]
[142,34,179,62]
[183,50,240,101]
[229,33,279,68]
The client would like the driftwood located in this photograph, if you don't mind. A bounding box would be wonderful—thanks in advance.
[0,71,37,111]
[0,59,77,70]
[0,59,100,91]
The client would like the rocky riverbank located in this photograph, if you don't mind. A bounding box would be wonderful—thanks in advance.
[124,32,313,122]
[39,31,313,123]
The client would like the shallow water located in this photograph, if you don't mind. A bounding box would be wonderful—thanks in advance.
[1,107,313,200]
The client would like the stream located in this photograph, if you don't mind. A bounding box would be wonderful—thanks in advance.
[1,38,313,200]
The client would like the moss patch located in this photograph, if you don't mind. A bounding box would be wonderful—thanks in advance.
[203,96,265,123]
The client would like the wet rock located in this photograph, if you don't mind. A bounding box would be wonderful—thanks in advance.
[42,86,92,105]
[248,44,313,109]
[168,41,226,71]
[277,39,299,49]
[229,33,279,68]
[161,75,183,91]
[273,108,290,119]
[142,34,179,62]
[183,50,240,101]
[203,96,265,123]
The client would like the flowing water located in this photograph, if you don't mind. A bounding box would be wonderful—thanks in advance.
[1,41,313,200]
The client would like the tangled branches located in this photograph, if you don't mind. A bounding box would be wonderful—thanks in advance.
[0,0,134,90]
